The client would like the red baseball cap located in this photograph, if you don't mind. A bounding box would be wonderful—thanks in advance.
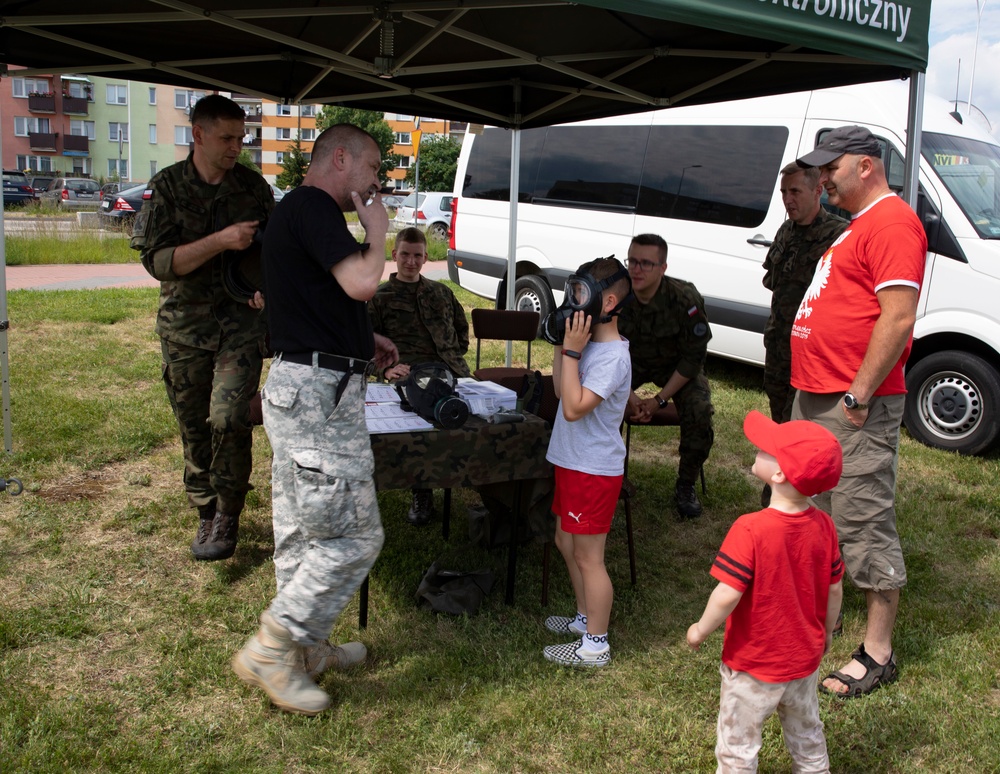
[743,410,843,497]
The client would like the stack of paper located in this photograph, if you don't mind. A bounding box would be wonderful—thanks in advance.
[364,382,435,434]
[456,378,518,418]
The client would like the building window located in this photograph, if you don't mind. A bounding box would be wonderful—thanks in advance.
[150,160,158,177]
[148,87,156,105]
[17,155,53,173]
[275,127,291,140]
[300,105,316,117]
[65,81,91,100]
[302,153,312,163]
[175,126,194,145]
[70,119,96,139]
[276,152,285,164]
[398,156,411,169]
[106,84,128,105]
[71,158,92,175]
[277,104,292,116]
[395,132,411,145]
[174,89,206,110]
[109,122,129,142]
[108,159,129,178]
[301,128,316,141]
[392,114,413,121]
[14,117,52,136]
[149,124,157,144]
[12,77,51,98]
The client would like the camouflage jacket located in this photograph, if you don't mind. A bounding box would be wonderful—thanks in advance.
[762,208,848,344]
[617,275,712,386]
[369,274,471,377]
[131,153,274,351]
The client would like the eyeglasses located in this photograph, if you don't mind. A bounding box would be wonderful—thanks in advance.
[626,257,663,272]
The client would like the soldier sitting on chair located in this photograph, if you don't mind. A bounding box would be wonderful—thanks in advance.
[369,226,471,525]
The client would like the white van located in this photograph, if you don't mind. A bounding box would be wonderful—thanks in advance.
[447,80,1000,456]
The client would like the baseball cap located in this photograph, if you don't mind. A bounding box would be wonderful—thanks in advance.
[743,410,843,497]
[797,125,883,168]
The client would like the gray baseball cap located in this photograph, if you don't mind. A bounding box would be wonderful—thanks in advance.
[797,125,882,168]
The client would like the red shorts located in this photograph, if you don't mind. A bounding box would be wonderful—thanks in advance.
[552,465,622,535]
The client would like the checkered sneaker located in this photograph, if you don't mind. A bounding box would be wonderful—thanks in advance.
[544,615,587,636]
[543,639,611,668]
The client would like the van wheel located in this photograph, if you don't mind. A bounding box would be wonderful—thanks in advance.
[903,351,1000,455]
[511,275,553,334]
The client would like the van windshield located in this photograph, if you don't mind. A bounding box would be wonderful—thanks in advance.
[922,132,1000,240]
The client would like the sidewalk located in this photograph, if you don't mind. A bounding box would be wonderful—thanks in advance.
[4,260,448,291]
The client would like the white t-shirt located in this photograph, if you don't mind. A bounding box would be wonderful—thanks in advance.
[546,337,632,476]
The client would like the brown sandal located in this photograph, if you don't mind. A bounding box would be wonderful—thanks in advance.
[820,643,898,698]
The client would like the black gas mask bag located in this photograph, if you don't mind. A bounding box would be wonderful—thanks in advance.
[395,363,469,429]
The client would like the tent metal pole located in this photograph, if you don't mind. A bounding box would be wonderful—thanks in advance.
[0,95,13,453]
[903,71,925,210]
[505,127,521,368]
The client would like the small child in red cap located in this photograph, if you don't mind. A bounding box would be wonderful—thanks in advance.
[687,410,844,773]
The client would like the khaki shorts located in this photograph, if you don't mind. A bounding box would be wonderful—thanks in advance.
[792,391,906,591]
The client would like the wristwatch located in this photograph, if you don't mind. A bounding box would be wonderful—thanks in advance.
[656,395,668,409]
[843,392,869,411]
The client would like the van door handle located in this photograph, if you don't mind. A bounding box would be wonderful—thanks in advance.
[747,235,772,248]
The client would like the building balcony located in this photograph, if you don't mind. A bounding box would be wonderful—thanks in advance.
[63,134,90,153]
[28,94,56,113]
[62,96,90,115]
[243,107,263,124]
[28,132,58,151]
[243,137,261,148]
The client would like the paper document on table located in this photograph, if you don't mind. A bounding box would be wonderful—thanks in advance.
[365,401,435,434]
[455,378,518,418]
[365,383,400,404]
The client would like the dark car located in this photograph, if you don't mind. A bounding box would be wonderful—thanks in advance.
[3,170,36,207]
[100,181,139,201]
[99,182,149,229]
[30,176,56,197]
[38,177,102,210]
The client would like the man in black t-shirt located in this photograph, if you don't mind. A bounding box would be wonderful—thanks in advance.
[233,124,398,716]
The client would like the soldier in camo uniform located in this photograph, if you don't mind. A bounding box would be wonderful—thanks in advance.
[131,95,274,562]
[762,163,849,424]
[232,124,398,716]
[617,234,714,520]
[369,226,471,526]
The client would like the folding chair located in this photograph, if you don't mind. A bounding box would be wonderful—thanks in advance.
[471,308,540,385]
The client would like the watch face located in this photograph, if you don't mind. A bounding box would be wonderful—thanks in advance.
[844,394,857,409]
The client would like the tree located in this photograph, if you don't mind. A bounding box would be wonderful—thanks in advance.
[315,106,399,182]
[275,136,308,189]
[404,135,461,192]
[236,149,262,176]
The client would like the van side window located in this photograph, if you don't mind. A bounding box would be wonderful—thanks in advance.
[461,127,545,202]
[532,125,648,210]
[637,125,787,227]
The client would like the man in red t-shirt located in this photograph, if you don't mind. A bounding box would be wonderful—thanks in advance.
[790,125,927,698]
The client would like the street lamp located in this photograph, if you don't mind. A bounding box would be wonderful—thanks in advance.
[967,0,988,115]
[671,164,702,218]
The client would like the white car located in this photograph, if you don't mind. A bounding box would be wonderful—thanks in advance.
[392,191,454,239]
[270,184,286,202]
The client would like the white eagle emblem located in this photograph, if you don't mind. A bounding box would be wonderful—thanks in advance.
[796,228,850,321]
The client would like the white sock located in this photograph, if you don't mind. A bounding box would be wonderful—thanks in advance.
[579,632,609,654]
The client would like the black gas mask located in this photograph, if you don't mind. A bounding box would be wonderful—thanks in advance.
[541,256,633,345]
[395,363,469,429]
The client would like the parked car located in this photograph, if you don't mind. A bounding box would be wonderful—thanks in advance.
[38,177,102,209]
[392,191,454,239]
[3,170,36,207]
[270,184,285,203]
[382,194,406,212]
[99,182,149,229]
[29,176,56,197]
[100,181,139,200]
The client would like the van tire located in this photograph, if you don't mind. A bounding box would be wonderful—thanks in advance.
[903,350,1000,456]
[508,275,553,335]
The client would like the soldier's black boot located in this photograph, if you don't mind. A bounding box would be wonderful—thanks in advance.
[190,501,217,560]
[675,481,703,520]
[197,494,244,561]
[407,488,434,526]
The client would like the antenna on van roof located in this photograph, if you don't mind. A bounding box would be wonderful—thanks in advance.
[950,59,964,124]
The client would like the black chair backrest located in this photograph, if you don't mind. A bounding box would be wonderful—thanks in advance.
[472,308,540,369]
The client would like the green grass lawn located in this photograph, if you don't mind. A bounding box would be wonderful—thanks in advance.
[0,284,998,772]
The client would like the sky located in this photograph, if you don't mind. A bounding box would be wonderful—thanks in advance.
[926,0,1000,136]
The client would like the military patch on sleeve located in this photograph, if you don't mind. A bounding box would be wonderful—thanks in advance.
[129,210,149,249]
[693,322,708,337]
[687,305,699,317]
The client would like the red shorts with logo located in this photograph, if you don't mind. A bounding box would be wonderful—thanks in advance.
[552,465,622,535]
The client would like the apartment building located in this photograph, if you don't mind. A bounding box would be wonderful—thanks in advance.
[384,114,466,191]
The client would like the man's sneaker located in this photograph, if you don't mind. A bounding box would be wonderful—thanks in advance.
[544,615,587,636]
[303,640,368,679]
[190,502,217,560]
[675,482,703,520]
[407,488,434,526]
[543,639,610,668]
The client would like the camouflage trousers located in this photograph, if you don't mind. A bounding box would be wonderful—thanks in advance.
[262,358,384,646]
[763,331,795,423]
[160,337,263,513]
[716,663,829,773]
[666,373,714,486]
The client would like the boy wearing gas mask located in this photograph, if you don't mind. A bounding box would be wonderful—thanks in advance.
[541,256,633,667]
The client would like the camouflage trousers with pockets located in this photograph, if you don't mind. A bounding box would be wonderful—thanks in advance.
[671,373,715,486]
[160,337,264,514]
[261,358,384,645]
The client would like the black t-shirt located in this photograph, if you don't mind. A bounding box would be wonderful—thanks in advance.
[262,186,375,359]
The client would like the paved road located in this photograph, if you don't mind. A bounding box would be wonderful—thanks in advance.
[3,260,449,291]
